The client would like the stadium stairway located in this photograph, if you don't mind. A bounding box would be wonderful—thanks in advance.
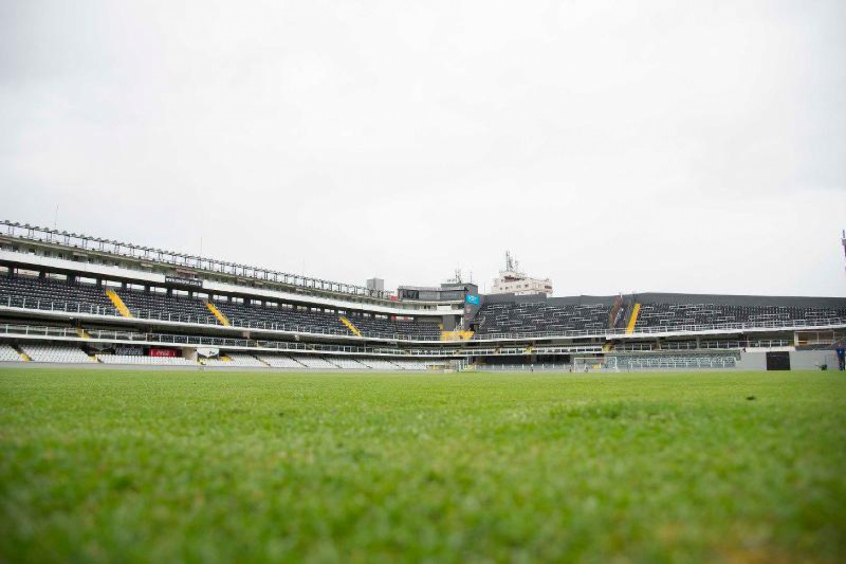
[106,289,133,318]
[339,316,362,337]
[625,303,641,334]
[205,301,231,326]
[608,296,624,328]
[440,330,474,341]
[13,345,31,362]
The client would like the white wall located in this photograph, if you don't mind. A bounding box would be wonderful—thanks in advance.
[737,351,767,370]
[790,350,837,371]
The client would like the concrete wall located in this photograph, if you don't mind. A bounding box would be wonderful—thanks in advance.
[737,351,767,370]
[739,349,838,371]
[790,350,838,370]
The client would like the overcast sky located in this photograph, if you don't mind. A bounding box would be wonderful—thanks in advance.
[1,0,844,296]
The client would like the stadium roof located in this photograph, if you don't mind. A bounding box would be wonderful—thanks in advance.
[0,220,391,300]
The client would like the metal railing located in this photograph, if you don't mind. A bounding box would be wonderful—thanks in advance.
[1,220,391,300]
[3,293,845,344]
[474,363,574,372]
[611,338,795,352]
[1,295,121,317]
[0,294,441,342]
[616,356,739,369]
[465,345,604,356]
[473,317,846,341]
[0,323,461,357]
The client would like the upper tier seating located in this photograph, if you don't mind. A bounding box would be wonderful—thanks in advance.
[0,276,114,313]
[215,301,347,335]
[473,296,846,337]
[119,289,217,324]
[216,300,440,339]
[634,302,846,331]
[346,314,441,340]
[0,275,439,339]
[473,302,612,335]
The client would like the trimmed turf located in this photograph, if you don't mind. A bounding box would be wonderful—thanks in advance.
[1,369,845,562]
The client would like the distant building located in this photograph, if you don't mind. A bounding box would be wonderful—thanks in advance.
[366,278,384,292]
[490,252,552,297]
[841,230,845,276]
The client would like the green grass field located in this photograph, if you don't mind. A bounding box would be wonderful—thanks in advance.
[1,368,845,562]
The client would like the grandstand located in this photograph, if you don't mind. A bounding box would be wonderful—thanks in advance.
[1,220,845,372]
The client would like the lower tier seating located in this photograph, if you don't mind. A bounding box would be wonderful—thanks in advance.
[294,356,339,369]
[330,357,367,369]
[390,359,432,370]
[257,355,306,368]
[21,344,95,363]
[202,353,268,368]
[97,355,198,366]
[0,343,21,362]
[611,353,739,369]
[356,358,400,370]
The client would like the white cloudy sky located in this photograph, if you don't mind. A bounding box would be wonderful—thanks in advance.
[1,0,844,296]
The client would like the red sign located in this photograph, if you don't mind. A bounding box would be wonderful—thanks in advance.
[149,348,178,358]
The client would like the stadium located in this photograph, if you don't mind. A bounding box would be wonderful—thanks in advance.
[1,220,844,372]
[3,1,846,561]
[2,218,845,561]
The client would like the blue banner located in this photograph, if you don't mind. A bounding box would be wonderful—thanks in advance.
[465,294,480,306]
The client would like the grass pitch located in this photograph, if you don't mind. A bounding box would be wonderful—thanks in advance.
[1,369,845,562]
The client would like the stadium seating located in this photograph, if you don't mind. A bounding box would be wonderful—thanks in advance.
[294,356,339,369]
[611,353,739,369]
[473,296,846,337]
[118,289,217,324]
[331,357,368,369]
[215,301,347,334]
[388,359,432,370]
[0,275,441,339]
[473,302,612,335]
[202,353,267,368]
[346,314,441,340]
[257,355,305,368]
[634,302,846,331]
[216,301,440,339]
[97,354,197,366]
[21,344,95,363]
[0,276,114,313]
[0,343,21,362]
[356,358,399,370]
